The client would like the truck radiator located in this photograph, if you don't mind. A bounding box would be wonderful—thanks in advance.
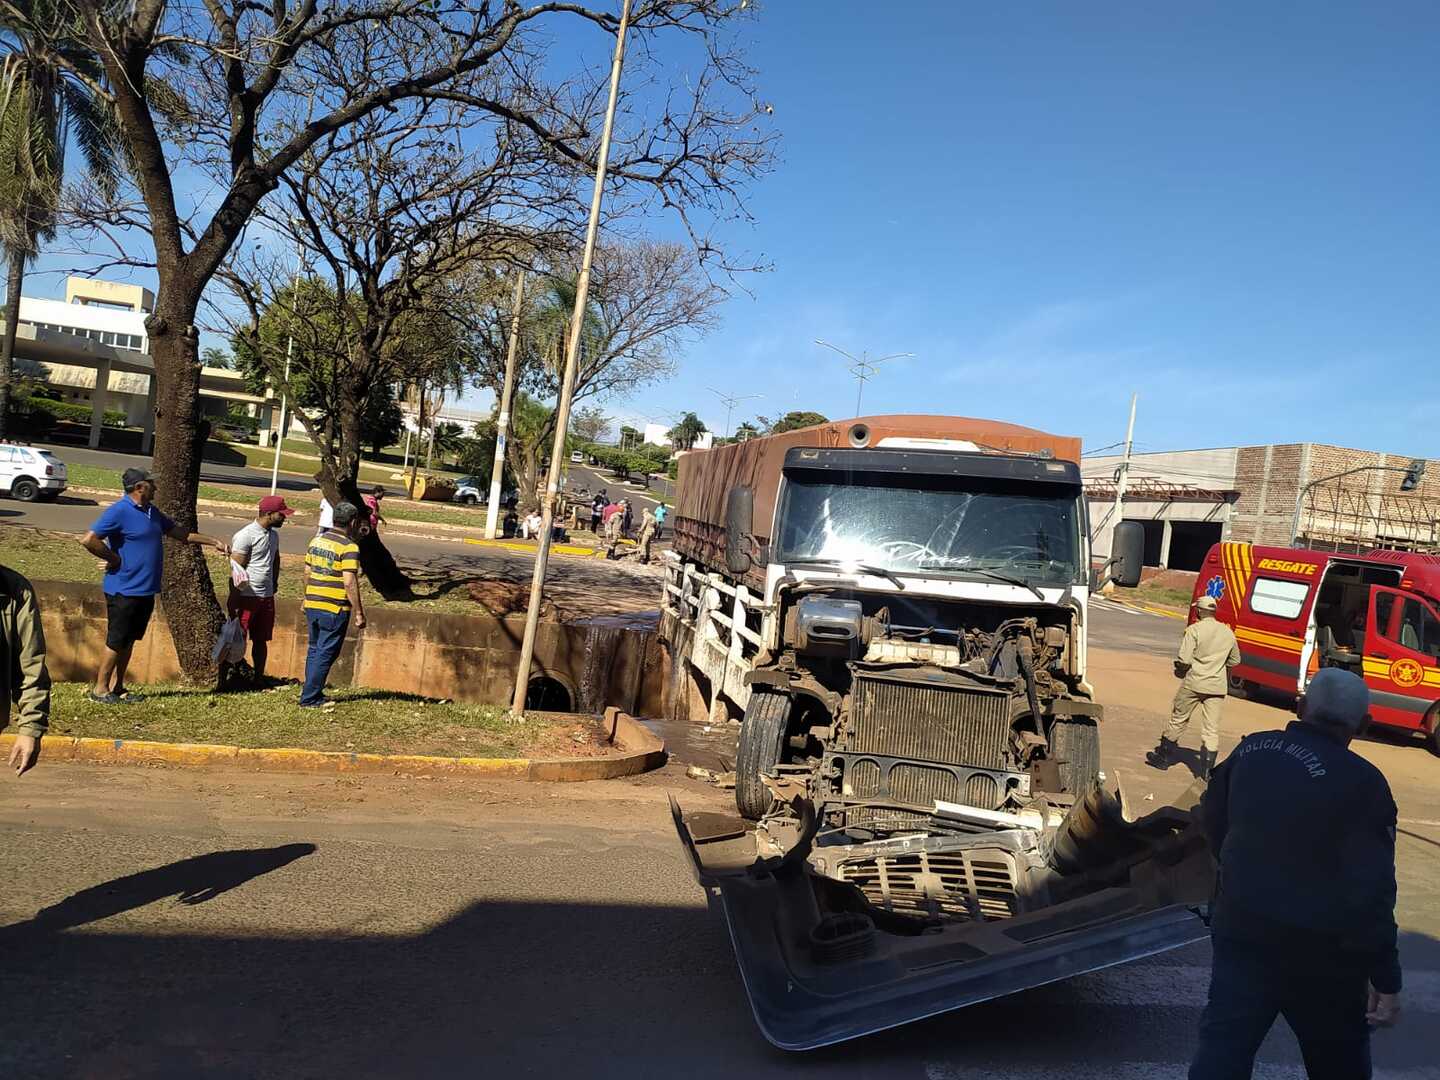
[849,675,1010,771]
[834,847,1018,922]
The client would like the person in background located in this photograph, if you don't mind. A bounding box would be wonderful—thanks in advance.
[653,502,668,539]
[1146,593,1241,780]
[362,485,387,532]
[622,498,633,536]
[1189,667,1401,1078]
[636,506,658,564]
[227,495,294,684]
[1,562,50,776]
[522,510,544,540]
[80,468,228,704]
[300,502,367,707]
[603,502,625,560]
[317,495,334,537]
[591,493,607,534]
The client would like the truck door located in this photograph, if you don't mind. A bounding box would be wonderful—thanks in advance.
[1362,586,1440,733]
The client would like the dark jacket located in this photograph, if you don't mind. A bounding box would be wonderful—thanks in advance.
[0,565,51,737]
[1201,721,1400,993]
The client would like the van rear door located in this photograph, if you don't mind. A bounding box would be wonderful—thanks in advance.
[1362,586,1440,733]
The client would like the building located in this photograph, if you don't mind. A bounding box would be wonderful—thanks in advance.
[1085,443,1440,572]
[10,277,274,450]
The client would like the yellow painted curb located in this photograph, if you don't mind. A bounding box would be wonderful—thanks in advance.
[1,708,663,783]
[462,536,609,559]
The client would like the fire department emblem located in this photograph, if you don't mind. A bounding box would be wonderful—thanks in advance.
[1205,576,1226,601]
[1389,658,1424,689]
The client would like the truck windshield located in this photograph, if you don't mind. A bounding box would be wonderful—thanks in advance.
[775,471,1083,586]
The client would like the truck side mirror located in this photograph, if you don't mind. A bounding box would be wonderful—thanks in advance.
[725,485,755,576]
[1110,521,1144,589]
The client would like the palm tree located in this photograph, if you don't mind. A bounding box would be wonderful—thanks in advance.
[734,420,760,442]
[0,1,125,437]
[667,411,708,450]
[428,421,466,465]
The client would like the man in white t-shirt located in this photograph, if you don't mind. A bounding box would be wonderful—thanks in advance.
[317,496,334,536]
[227,495,294,681]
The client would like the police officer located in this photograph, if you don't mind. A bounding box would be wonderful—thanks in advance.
[1190,667,1401,1079]
[1147,593,1240,779]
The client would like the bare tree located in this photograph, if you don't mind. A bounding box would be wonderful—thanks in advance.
[31,0,772,677]
[467,240,723,509]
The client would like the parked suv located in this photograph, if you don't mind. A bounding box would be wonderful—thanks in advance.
[0,445,67,502]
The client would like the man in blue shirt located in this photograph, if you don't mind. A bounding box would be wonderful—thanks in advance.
[79,468,228,703]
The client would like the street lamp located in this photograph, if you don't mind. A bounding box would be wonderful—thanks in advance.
[707,387,762,439]
[814,339,913,416]
[1290,460,1428,545]
[269,222,307,495]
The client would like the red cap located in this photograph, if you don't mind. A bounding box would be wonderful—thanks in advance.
[258,495,295,517]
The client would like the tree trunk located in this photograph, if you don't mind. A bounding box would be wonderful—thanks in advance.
[0,252,25,441]
[149,307,225,682]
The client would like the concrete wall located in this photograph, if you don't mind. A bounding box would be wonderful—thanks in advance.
[31,581,667,718]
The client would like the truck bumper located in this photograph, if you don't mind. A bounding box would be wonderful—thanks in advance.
[671,796,1211,1051]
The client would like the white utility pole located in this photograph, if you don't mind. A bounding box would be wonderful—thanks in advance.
[269,228,306,495]
[485,271,527,539]
[1109,393,1139,556]
[511,0,632,716]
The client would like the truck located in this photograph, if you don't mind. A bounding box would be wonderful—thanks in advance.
[660,414,1217,1049]
[1193,540,1440,752]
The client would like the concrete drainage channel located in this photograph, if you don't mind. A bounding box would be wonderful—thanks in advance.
[25,581,681,781]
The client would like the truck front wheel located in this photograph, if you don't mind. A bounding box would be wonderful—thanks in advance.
[736,690,792,820]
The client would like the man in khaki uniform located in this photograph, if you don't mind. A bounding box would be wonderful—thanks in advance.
[636,507,658,564]
[1146,593,1240,780]
[1,563,51,776]
[603,503,626,560]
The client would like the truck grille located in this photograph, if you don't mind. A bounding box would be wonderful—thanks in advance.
[835,847,1018,922]
[850,675,1010,771]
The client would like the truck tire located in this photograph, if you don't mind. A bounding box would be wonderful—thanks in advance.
[736,690,792,820]
[10,478,39,503]
[1425,706,1440,759]
[1227,673,1251,699]
[1050,719,1101,794]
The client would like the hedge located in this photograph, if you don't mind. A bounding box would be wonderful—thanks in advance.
[16,396,128,427]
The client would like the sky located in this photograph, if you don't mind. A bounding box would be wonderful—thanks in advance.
[22,2,1438,458]
[612,1,1439,456]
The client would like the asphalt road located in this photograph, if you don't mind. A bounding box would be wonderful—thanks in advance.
[30,439,321,494]
[2,754,1436,1080]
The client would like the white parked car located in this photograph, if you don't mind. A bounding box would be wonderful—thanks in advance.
[570,450,584,464]
[0,445,67,502]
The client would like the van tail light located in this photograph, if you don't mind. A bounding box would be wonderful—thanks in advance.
[45,466,54,476]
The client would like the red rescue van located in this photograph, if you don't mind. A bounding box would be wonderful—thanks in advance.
[1191,542,1440,753]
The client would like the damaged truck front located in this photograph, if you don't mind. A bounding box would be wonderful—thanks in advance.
[659,415,1216,1049]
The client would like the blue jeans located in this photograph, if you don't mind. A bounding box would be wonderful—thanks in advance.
[301,609,350,705]
[1190,935,1372,1080]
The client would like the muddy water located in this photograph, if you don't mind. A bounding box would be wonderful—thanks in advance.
[640,717,739,769]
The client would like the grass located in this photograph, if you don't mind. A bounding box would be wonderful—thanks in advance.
[37,681,569,758]
[1114,581,1196,610]
[0,528,492,617]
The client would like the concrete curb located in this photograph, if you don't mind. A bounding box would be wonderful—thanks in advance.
[1,708,665,782]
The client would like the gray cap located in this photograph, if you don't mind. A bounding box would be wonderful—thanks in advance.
[121,467,155,491]
[332,501,361,527]
[1301,668,1371,734]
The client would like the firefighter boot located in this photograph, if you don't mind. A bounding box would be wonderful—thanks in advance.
[1198,747,1217,782]
[1145,736,1180,771]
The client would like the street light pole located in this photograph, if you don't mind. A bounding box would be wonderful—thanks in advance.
[814,340,912,416]
[269,228,306,495]
[485,271,527,539]
[512,0,632,716]
[707,387,762,439]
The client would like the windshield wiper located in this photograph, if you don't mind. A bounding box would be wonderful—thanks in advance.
[916,560,1047,602]
[785,557,906,590]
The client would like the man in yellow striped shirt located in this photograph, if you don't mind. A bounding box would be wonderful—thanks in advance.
[300,501,367,707]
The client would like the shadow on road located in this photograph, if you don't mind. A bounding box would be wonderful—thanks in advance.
[7,844,316,933]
